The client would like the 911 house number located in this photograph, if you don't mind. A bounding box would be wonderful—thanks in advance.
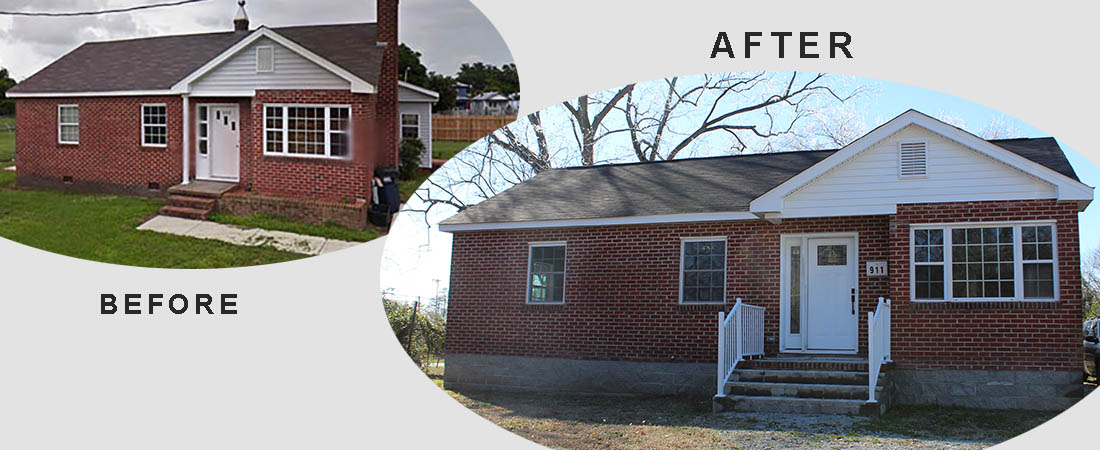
[866,261,887,277]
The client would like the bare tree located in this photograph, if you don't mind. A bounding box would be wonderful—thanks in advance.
[406,72,868,223]
[1084,246,1100,319]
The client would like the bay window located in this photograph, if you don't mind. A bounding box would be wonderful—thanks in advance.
[911,223,1057,302]
[263,105,351,158]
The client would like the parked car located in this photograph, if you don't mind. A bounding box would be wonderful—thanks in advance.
[1086,318,1100,379]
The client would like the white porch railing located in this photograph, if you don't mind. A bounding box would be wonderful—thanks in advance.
[866,297,892,402]
[716,298,765,396]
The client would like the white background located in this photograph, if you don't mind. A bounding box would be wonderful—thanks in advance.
[1,0,1098,448]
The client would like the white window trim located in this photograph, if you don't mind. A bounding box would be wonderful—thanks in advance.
[255,45,275,73]
[679,236,729,305]
[141,103,168,148]
[910,221,1058,303]
[526,241,567,305]
[401,113,420,139]
[262,104,353,160]
[57,104,79,145]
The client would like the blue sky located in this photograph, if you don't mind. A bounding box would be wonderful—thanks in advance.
[380,74,1100,302]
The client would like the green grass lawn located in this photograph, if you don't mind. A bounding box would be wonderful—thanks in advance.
[0,117,14,163]
[0,169,305,268]
[210,212,381,242]
[432,140,473,161]
[399,171,430,203]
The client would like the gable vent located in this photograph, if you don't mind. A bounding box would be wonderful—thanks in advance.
[898,141,928,178]
[256,46,274,73]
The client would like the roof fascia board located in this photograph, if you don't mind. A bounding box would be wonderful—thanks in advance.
[6,90,177,98]
[439,211,759,232]
[398,80,439,99]
[170,27,376,95]
[749,110,1093,213]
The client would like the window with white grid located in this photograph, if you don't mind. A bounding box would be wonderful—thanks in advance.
[263,105,351,159]
[142,104,167,147]
[58,105,79,144]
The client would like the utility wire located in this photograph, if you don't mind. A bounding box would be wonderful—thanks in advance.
[0,0,212,17]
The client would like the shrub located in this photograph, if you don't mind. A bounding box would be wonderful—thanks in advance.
[399,138,425,180]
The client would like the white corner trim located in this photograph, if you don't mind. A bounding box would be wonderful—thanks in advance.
[438,211,759,232]
[170,27,376,95]
[399,80,440,99]
[749,109,1094,214]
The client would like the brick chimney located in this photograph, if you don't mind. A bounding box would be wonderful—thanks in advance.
[376,0,399,167]
[234,0,249,32]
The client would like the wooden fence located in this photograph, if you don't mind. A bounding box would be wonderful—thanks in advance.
[432,115,517,142]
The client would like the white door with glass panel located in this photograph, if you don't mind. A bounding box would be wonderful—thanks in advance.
[196,104,240,181]
[782,236,858,353]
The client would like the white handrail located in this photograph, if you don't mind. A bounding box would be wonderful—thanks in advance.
[717,298,766,396]
[867,296,892,402]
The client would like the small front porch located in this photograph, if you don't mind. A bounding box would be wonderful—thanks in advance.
[160,180,238,220]
[714,298,894,417]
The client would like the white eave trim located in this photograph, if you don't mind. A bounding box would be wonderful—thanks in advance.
[438,211,758,232]
[6,90,176,98]
[170,27,376,95]
[398,80,439,100]
[749,109,1094,215]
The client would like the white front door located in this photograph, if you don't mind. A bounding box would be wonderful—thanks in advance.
[806,238,858,352]
[197,104,239,181]
[782,235,858,353]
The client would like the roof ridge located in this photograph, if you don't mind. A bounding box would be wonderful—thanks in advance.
[557,148,839,171]
[79,21,377,46]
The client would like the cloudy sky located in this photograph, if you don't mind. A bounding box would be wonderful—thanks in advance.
[0,0,514,80]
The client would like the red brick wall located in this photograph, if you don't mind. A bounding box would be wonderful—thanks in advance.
[246,90,374,201]
[447,216,891,363]
[375,0,399,169]
[16,96,183,190]
[448,199,1082,371]
[889,199,1082,371]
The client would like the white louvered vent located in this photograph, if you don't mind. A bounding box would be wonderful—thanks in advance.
[256,46,275,73]
[898,141,928,178]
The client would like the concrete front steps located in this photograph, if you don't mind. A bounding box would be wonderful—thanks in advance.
[158,181,237,221]
[713,356,894,417]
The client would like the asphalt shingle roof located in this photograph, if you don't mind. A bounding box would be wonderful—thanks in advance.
[9,23,381,94]
[442,138,1081,226]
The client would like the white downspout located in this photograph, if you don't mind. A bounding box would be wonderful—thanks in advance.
[182,94,190,185]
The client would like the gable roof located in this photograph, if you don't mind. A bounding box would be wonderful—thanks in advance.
[8,23,381,96]
[440,131,1089,231]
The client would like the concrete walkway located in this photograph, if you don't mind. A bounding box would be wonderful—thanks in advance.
[2,165,14,171]
[137,215,360,255]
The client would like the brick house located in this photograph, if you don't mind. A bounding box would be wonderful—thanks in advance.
[438,110,1094,414]
[5,0,434,228]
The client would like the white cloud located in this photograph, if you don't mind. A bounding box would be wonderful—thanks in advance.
[0,0,513,80]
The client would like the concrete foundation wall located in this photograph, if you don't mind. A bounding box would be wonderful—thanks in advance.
[893,369,1083,410]
[445,353,715,396]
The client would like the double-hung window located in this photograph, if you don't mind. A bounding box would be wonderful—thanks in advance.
[142,104,168,147]
[680,237,727,303]
[58,105,79,144]
[527,242,566,304]
[911,222,1057,302]
[401,114,420,139]
[263,105,351,158]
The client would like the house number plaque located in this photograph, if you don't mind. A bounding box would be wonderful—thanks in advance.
[866,261,888,277]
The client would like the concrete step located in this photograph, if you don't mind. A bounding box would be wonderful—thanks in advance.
[158,205,210,220]
[730,368,885,385]
[167,181,237,198]
[715,395,885,416]
[739,358,873,372]
[725,380,883,400]
[166,195,216,210]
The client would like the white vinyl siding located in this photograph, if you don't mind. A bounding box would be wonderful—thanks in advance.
[58,105,79,144]
[399,101,433,168]
[910,221,1058,302]
[782,125,1057,218]
[191,37,348,93]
